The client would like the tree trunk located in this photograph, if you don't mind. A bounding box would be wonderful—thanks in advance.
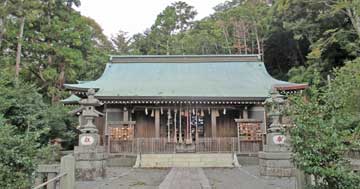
[166,39,170,55]
[15,16,25,80]
[52,63,66,103]
[0,0,8,48]
[346,8,360,39]
[57,63,66,89]
[295,40,306,66]
[243,22,248,54]
[222,26,232,54]
[0,17,4,48]
[253,21,261,55]
[234,21,241,54]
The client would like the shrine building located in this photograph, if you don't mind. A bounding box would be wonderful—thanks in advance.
[63,55,307,154]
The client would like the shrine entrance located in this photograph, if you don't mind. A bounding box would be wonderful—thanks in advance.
[174,109,205,144]
[107,106,263,154]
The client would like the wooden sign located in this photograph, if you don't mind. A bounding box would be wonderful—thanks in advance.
[239,122,262,141]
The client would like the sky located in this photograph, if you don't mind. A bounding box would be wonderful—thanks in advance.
[77,0,225,37]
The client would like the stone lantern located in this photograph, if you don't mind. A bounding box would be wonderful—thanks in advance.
[74,89,106,181]
[259,88,294,177]
[78,88,103,146]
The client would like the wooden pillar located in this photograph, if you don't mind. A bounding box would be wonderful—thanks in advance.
[167,109,171,142]
[195,109,199,143]
[211,109,217,138]
[236,121,241,153]
[174,109,177,143]
[179,108,183,143]
[243,106,248,119]
[186,109,191,144]
[129,111,134,139]
[123,107,129,122]
[188,110,193,143]
[155,109,160,138]
[105,107,109,154]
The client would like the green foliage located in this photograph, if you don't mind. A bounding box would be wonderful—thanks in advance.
[274,0,360,82]
[0,70,76,188]
[0,70,77,147]
[0,117,41,189]
[129,1,198,55]
[111,30,130,54]
[1,1,359,187]
[1,0,110,102]
[287,59,360,188]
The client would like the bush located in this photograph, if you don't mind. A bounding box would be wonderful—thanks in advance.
[0,71,77,148]
[0,118,41,189]
[287,58,360,188]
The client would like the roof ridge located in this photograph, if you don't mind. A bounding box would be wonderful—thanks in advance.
[110,54,262,63]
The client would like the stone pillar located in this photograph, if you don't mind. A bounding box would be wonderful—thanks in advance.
[47,172,56,189]
[259,89,294,177]
[73,89,107,181]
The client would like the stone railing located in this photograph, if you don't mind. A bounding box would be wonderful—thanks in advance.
[33,155,75,189]
[347,149,360,173]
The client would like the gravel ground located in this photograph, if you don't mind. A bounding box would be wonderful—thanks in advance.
[76,166,296,189]
[76,167,170,189]
[204,166,296,189]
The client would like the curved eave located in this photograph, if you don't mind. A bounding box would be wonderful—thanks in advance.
[63,84,99,92]
[61,94,81,105]
[62,101,80,105]
[273,83,308,91]
[96,96,267,101]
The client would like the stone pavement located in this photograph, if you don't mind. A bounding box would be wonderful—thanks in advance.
[76,167,169,189]
[159,168,211,189]
[205,166,295,189]
[138,153,235,168]
[76,166,296,189]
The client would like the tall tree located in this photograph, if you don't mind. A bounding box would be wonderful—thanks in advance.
[0,0,9,48]
[273,0,359,82]
[130,1,198,55]
[111,30,130,54]
[172,1,197,32]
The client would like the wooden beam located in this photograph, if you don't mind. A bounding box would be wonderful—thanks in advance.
[211,109,217,138]
[155,109,160,138]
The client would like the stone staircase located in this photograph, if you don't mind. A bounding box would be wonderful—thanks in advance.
[134,153,239,168]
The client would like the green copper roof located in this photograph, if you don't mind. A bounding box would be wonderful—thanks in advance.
[64,55,304,99]
[61,94,81,104]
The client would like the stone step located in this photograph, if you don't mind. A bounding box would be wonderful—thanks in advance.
[135,153,238,168]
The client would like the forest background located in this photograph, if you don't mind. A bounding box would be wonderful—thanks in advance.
[0,0,359,188]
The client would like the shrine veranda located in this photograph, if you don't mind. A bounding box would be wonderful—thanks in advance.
[63,55,307,155]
